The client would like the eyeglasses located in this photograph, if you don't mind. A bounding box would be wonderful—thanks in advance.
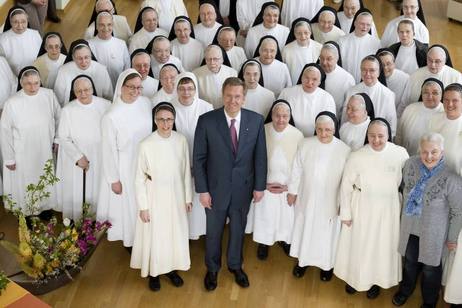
[177,86,195,93]
[123,85,143,91]
[155,118,175,124]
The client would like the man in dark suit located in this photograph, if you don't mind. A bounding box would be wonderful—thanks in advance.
[193,77,267,291]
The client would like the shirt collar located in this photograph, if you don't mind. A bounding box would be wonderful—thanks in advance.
[224,109,241,123]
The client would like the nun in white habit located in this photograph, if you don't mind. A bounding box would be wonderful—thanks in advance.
[54,40,113,106]
[310,7,346,44]
[336,0,379,38]
[194,1,223,48]
[280,0,323,27]
[238,59,274,118]
[247,100,303,260]
[279,63,336,137]
[339,93,374,151]
[319,41,355,116]
[338,9,380,83]
[140,0,188,33]
[128,6,169,54]
[151,64,180,107]
[33,32,67,90]
[0,56,17,110]
[282,18,322,86]
[169,16,205,72]
[171,72,213,239]
[395,78,445,156]
[244,3,290,58]
[193,44,237,109]
[146,36,184,79]
[236,0,271,46]
[0,7,42,75]
[88,11,131,88]
[1,67,60,215]
[213,26,247,72]
[97,69,152,248]
[254,36,292,97]
[289,111,351,281]
[131,49,159,99]
[56,75,111,220]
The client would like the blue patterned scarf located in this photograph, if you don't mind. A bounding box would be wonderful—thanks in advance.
[405,158,445,216]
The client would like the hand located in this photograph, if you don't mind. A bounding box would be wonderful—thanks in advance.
[111,181,122,195]
[342,220,352,227]
[199,192,212,209]
[287,193,297,206]
[52,143,59,154]
[139,210,150,223]
[76,156,90,170]
[447,242,457,251]
[6,164,16,171]
[186,202,192,212]
[253,190,264,203]
[239,29,248,37]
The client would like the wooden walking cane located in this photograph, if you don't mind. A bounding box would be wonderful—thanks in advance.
[82,168,87,206]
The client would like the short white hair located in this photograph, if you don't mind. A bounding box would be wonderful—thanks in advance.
[419,132,444,151]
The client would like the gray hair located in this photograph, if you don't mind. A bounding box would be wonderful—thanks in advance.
[419,132,444,150]
[321,43,339,59]
[422,80,443,95]
[348,94,366,109]
[315,115,335,127]
[294,20,311,32]
[272,102,291,114]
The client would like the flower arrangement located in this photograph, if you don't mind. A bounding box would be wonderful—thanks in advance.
[0,270,9,295]
[0,159,110,283]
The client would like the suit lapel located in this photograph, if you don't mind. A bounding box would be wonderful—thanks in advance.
[236,110,248,160]
[216,108,234,154]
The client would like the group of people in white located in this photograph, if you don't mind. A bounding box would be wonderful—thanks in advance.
[0,0,461,307]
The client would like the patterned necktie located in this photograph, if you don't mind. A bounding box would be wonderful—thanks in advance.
[230,119,238,156]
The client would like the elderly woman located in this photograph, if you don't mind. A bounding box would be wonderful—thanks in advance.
[334,118,409,299]
[1,66,60,215]
[336,0,378,37]
[130,102,192,292]
[97,69,152,250]
[54,39,113,106]
[130,49,159,99]
[238,59,274,117]
[129,6,168,54]
[214,26,247,72]
[169,16,204,72]
[0,6,42,75]
[151,64,180,107]
[279,63,336,137]
[396,78,445,155]
[33,32,67,89]
[339,93,375,151]
[310,6,345,44]
[194,1,222,48]
[282,18,322,85]
[288,111,350,281]
[56,75,111,220]
[246,100,303,259]
[146,35,184,79]
[391,132,462,307]
[140,0,188,32]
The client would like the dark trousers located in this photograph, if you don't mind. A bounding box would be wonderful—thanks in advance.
[399,235,442,306]
[205,204,248,272]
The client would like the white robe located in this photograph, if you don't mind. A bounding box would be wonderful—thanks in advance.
[171,38,204,72]
[244,85,275,117]
[84,15,133,43]
[0,29,42,75]
[338,33,381,83]
[97,97,152,247]
[193,65,237,109]
[395,102,444,155]
[150,54,184,79]
[54,61,114,106]
[334,142,409,291]
[151,88,174,107]
[339,118,371,151]
[130,131,192,277]
[33,54,66,89]
[1,88,61,214]
[194,22,222,48]
[128,27,169,54]
[386,68,409,113]
[172,97,213,240]
[55,97,111,220]
[0,56,17,109]
[444,230,462,304]
[140,0,188,33]
[325,65,356,116]
[395,42,419,75]
[244,24,290,58]
[279,85,336,137]
[258,58,292,97]
[226,46,247,71]
[236,0,271,46]
[247,124,303,244]
[381,15,429,48]
[289,137,351,269]
[280,0,323,27]
[337,12,379,38]
[342,82,397,136]
[89,36,131,87]
[311,24,345,44]
[282,40,322,86]
[141,76,159,99]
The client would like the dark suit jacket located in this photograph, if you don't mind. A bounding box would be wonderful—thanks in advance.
[193,107,267,210]
[389,39,428,68]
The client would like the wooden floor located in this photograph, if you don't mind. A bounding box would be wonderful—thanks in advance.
[0,0,461,307]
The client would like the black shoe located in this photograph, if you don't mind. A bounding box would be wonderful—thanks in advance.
[257,244,269,260]
[421,304,436,308]
[320,269,333,281]
[165,271,184,287]
[278,241,291,256]
[38,209,53,221]
[345,284,357,294]
[47,15,61,23]
[292,264,307,278]
[228,268,250,288]
[204,271,217,291]
[392,292,408,306]
[366,285,380,299]
[124,246,132,254]
[149,276,160,291]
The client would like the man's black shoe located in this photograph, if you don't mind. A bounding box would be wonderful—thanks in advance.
[228,268,249,288]
[204,271,217,291]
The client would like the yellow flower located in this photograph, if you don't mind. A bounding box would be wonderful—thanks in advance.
[33,253,46,270]
[51,259,60,268]
[46,264,53,274]
[18,215,31,243]
[18,242,32,258]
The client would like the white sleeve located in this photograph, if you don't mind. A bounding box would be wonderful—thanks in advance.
[134,143,150,211]
[287,144,303,195]
[0,101,16,165]
[219,0,230,17]
[57,109,84,163]
[53,68,67,106]
[101,115,120,184]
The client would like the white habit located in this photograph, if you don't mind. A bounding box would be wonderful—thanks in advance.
[140,0,188,33]
[386,68,409,112]
[280,0,323,27]
[444,230,462,305]
[282,40,322,86]
[84,15,133,43]
[325,65,356,116]
[194,22,222,48]
[395,42,419,75]
[226,46,247,71]
[337,12,379,38]
[244,24,290,58]
[33,54,66,89]
[150,54,184,79]
[141,76,159,99]
[258,58,292,97]
[236,0,271,46]
[171,38,205,72]
[381,16,429,48]
[339,118,371,151]
[311,24,345,44]
[151,88,174,107]
[244,85,275,117]
[128,27,169,54]
[0,56,17,109]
